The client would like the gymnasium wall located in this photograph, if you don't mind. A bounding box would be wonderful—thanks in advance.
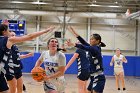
[10,16,137,56]
[21,53,140,77]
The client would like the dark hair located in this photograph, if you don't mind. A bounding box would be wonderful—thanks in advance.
[47,38,59,47]
[92,33,106,47]
[116,48,122,54]
[0,24,8,36]
[57,48,66,52]
[47,38,66,52]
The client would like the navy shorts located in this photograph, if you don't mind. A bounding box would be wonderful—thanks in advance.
[88,75,106,93]
[0,73,9,92]
[5,69,22,81]
[77,69,90,81]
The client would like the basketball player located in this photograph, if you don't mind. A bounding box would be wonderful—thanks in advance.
[66,27,106,93]
[110,48,127,92]
[34,38,66,93]
[65,44,90,93]
[0,23,54,93]
[5,31,34,93]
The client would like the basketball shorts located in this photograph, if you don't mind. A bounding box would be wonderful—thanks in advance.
[43,76,65,93]
[0,73,9,92]
[77,69,90,81]
[114,67,124,75]
[88,75,106,93]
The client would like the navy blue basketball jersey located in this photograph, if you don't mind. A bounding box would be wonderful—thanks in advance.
[11,45,23,70]
[76,48,90,70]
[88,46,104,74]
[76,36,105,93]
[0,36,14,76]
[76,36,104,74]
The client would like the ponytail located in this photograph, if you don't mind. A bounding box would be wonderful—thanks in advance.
[57,48,66,52]
[99,42,106,47]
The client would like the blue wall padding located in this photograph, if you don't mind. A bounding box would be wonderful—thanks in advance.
[21,53,140,76]
[21,53,41,72]
[102,56,114,76]
[135,57,140,76]
[65,54,78,74]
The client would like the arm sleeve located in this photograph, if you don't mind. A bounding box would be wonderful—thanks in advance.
[77,36,90,46]
[58,53,66,66]
[75,49,80,54]
[75,44,99,54]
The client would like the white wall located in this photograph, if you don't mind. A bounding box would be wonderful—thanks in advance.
[137,21,140,56]
[0,14,138,56]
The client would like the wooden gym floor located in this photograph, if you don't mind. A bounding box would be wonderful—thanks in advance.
[23,74,140,93]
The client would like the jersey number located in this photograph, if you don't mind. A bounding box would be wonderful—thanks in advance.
[47,67,55,73]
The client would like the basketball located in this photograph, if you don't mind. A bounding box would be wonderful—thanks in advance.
[31,67,46,82]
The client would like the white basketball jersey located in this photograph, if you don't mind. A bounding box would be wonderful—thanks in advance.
[40,50,66,83]
[113,55,124,68]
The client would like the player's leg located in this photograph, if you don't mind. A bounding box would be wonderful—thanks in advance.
[78,79,87,93]
[17,76,23,93]
[120,72,126,91]
[6,76,17,93]
[115,75,120,90]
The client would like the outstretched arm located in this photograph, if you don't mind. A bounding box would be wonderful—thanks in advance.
[65,53,79,71]
[66,40,97,53]
[7,26,55,49]
[20,52,34,59]
[68,26,90,46]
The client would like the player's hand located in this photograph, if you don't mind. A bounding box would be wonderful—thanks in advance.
[2,19,9,25]
[110,62,113,66]
[28,52,34,57]
[43,75,50,81]
[65,39,75,47]
[67,26,79,37]
[46,26,55,32]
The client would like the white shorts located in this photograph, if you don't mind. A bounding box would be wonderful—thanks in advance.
[43,77,65,93]
[114,67,124,75]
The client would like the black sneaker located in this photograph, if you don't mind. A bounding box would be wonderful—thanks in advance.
[118,88,121,90]
[123,88,126,91]
[23,84,26,91]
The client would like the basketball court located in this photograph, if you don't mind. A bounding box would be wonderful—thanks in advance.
[0,0,140,93]
[23,74,140,93]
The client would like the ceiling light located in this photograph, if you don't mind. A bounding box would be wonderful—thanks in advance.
[89,4,101,7]
[32,1,48,4]
[108,5,120,7]
[11,1,24,4]
[115,2,118,4]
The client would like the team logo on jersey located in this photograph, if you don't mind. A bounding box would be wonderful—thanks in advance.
[44,62,58,67]
[116,59,121,65]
